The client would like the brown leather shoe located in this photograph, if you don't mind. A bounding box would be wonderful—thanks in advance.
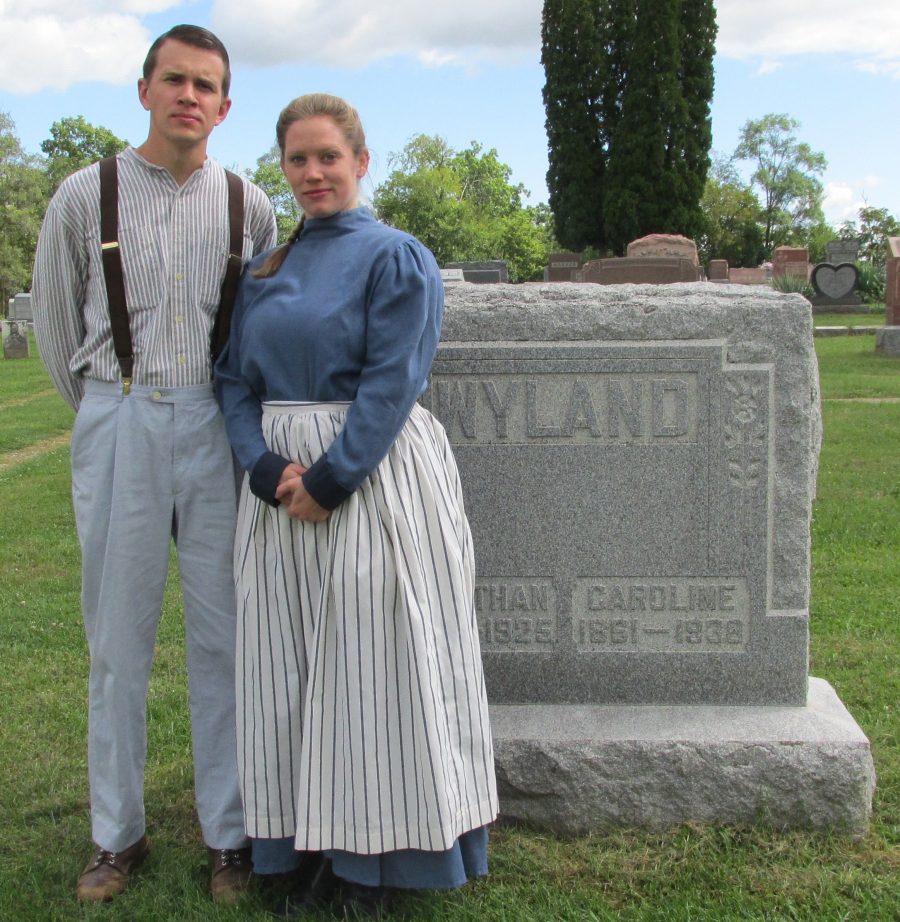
[76,836,150,902]
[209,846,253,904]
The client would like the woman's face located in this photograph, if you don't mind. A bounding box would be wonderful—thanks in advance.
[280,115,369,219]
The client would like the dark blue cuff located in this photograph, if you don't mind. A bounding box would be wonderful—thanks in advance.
[249,451,292,506]
[302,453,353,510]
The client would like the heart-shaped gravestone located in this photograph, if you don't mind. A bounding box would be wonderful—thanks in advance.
[811,262,858,300]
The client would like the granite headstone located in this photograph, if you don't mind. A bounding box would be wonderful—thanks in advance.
[421,282,876,835]
[772,246,809,279]
[8,292,33,323]
[878,237,900,356]
[445,261,508,284]
[708,259,729,281]
[825,239,860,265]
[812,263,857,299]
[2,320,29,359]
[627,234,699,266]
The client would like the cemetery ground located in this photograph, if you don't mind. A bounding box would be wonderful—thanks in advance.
[0,330,897,922]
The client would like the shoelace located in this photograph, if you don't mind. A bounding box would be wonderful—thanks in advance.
[93,850,120,867]
[215,849,249,868]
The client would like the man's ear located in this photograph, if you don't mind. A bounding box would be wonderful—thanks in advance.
[214,97,233,127]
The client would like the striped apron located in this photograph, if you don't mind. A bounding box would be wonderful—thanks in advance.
[234,401,498,853]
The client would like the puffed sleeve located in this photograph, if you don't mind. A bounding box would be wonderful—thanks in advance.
[215,271,292,505]
[302,238,443,509]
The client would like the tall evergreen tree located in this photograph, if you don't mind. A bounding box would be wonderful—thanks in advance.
[604,0,686,252]
[541,0,716,255]
[676,0,717,238]
[541,0,606,252]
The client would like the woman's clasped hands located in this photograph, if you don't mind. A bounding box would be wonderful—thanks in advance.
[275,462,330,522]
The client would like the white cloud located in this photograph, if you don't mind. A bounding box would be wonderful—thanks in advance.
[755,60,782,76]
[716,0,900,76]
[821,178,889,225]
[0,2,179,93]
[209,0,541,70]
[4,0,900,93]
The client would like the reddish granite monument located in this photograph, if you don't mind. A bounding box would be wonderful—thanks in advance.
[627,234,700,266]
[584,234,702,285]
[886,238,900,327]
[772,246,809,280]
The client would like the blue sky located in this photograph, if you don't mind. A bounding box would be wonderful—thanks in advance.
[2,1,899,229]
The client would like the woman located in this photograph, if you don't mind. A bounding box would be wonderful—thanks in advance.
[215,93,498,917]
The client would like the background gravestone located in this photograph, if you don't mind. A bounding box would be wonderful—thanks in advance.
[627,233,699,265]
[546,251,584,282]
[878,237,900,356]
[445,260,508,284]
[772,246,809,279]
[708,259,729,281]
[7,292,33,323]
[825,239,860,265]
[810,262,862,310]
[582,256,700,285]
[423,282,875,835]
[3,320,29,359]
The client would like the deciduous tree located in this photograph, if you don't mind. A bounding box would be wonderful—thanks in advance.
[40,115,127,193]
[374,135,553,281]
[733,113,826,253]
[696,157,765,268]
[839,205,900,267]
[247,145,301,243]
[0,112,47,304]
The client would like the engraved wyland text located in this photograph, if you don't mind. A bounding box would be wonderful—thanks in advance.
[423,373,698,444]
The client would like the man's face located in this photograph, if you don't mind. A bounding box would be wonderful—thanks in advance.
[138,39,231,150]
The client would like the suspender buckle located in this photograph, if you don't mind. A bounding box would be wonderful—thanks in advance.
[122,377,132,396]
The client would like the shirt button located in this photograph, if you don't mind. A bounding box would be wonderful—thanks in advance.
[175,314,185,324]
[175,272,184,281]
[151,390,162,401]
[178,355,187,365]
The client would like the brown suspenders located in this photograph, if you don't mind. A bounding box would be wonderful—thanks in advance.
[98,155,245,394]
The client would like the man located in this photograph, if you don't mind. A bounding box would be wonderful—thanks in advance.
[32,24,276,903]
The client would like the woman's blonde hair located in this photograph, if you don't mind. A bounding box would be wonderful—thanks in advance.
[253,93,367,279]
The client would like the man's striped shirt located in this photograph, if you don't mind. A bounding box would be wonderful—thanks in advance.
[32,146,277,410]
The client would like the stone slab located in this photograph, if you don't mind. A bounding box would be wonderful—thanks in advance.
[875,326,900,357]
[727,268,768,285]
[427,283,821,706]
[583,256,701,285]
[446,260,509,284]
[441,268,466,285]
[491,677,875,836]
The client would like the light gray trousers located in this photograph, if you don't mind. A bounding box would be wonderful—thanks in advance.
[71,380,245,852]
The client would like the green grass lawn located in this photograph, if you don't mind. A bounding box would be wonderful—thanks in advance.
[0,335,897,921]
[813,304,886,328]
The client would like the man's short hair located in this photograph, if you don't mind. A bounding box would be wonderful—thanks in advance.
[143,24,232,98]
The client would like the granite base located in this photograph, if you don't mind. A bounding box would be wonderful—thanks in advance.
[492,677,875,837]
